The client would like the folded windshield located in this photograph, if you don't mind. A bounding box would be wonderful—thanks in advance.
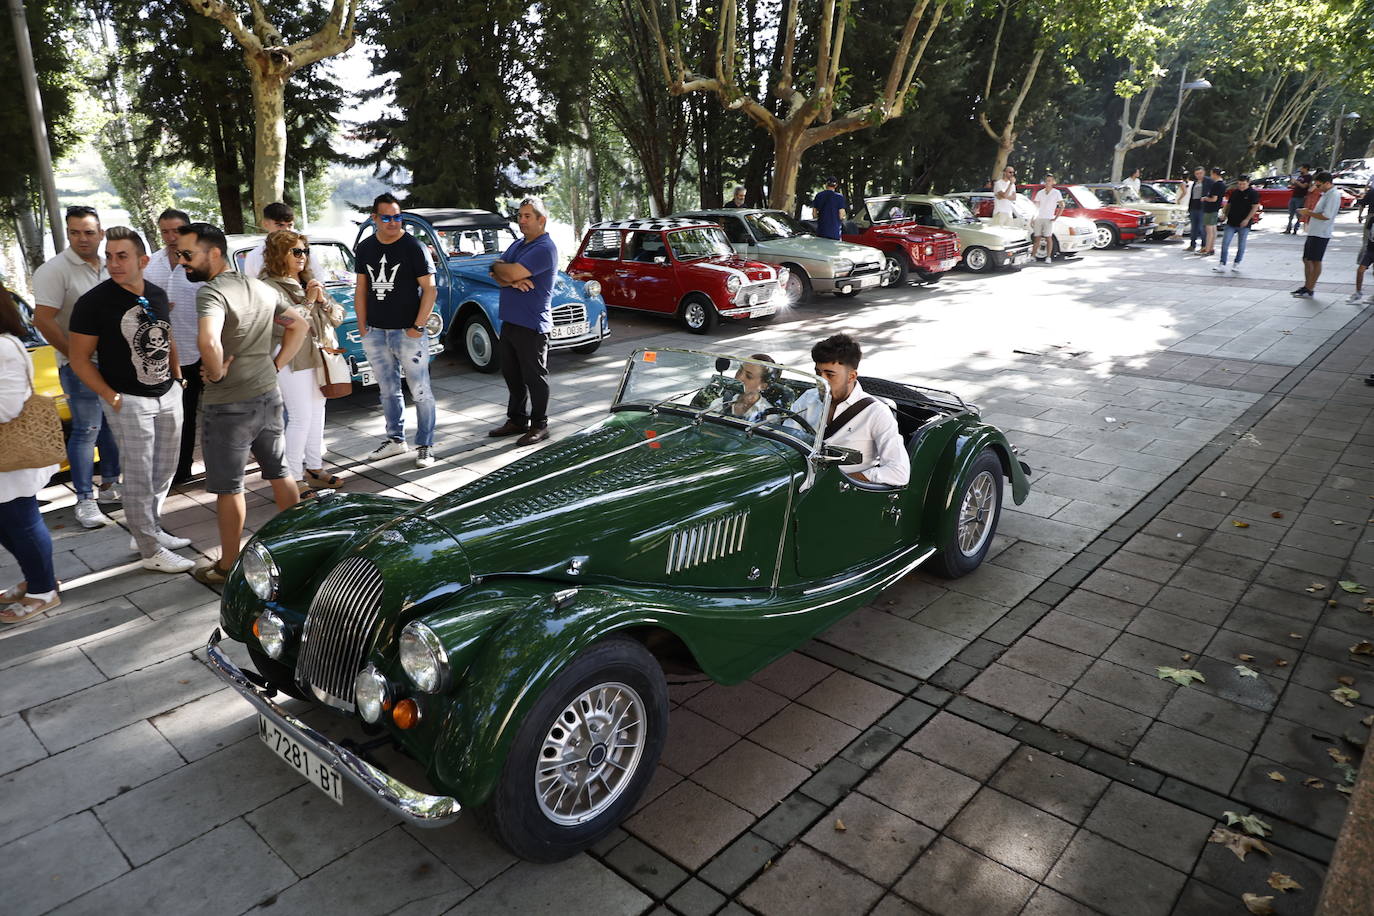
[614,348,827,450]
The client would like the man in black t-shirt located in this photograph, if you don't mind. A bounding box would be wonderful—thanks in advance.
[1200,167,1225,255]
[67,227,194,574]
[353,193,439,468]
[1213,176,1261,273]
[1286,165,1312,233]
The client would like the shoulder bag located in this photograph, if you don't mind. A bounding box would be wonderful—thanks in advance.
[0,336,67,472]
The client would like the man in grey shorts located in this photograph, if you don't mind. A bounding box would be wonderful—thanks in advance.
[179,223,307,585]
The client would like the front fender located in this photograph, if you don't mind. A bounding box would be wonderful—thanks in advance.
[923,424,1031,546]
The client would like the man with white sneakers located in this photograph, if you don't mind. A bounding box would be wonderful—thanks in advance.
[1213,175,1260,274]
[1352,208,1373,303]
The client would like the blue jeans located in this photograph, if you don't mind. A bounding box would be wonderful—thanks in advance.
[58,363,120,500]
[1187,209,1204,248]
[0,496,56,593]
[1220,225,1249,265]
[361,329,435,447]
[1286,198,1302,231]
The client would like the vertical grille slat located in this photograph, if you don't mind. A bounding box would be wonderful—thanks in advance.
[296,556,385,704]
[665,510,750,575]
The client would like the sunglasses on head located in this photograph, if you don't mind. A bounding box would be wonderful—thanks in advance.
[377,214,402,223]
[290,247,310,257]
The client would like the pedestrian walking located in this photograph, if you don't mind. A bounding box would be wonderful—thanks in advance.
[182,223,307,585]
[1183,167,1207,252]
[1213,175,1260,274]
[1293,171,1340,298]
[30,205,122,527]
[0,287,61,624]
[723,187,748,209]
[1123,168,1142,197]
[1350,199,1373,303]
[1031,174,1063,262]
[1286,165,1313,233]
[144,208,205,485]
[809,178,849,240]
[488,197,559,447]
[353,193,439,467]
[992,166,1017,227]
[67,228,194,574]
[1200,167,1224,255]
[1359,173,1374,223]
[259,230,346,493]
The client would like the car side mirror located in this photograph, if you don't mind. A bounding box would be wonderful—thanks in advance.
[817,444,863,466]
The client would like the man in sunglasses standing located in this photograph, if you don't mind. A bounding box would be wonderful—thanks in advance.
[30,205,123,528]
[66,228,194,573]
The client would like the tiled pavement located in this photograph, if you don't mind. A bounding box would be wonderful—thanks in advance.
[1,219,1371,915]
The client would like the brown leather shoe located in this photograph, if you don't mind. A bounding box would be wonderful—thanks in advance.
[488,419,529,437]
[516,426,550,447]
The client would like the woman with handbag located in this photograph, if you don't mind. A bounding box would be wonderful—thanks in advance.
[0,288,62,623]
[260,230,346,494]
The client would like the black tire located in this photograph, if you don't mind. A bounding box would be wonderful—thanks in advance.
[881,251,911,287]
[459,312,501,373]
[927,449,1003,579]
[484,638,669,862]
[963,246,992,273]
[571,340,601,355]
[913,268,942,283]
[1092,222,1119,250]
[780,265,812,304]
[680,294,719,334]
[248,646,310,701]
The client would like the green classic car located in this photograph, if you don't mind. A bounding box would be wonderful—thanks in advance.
[203,347,1031,861]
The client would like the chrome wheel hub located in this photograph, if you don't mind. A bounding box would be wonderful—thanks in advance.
[685,303,706,327]
[957,470,997,557]
[881,255,902,286]
[1093,226,1113,249]
[536,681,646,826]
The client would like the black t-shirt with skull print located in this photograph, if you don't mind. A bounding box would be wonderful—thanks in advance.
[69,279,175,398]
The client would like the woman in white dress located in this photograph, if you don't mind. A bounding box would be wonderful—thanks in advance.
[0,288,61,624]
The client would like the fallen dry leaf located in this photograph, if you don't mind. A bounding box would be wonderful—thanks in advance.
[1271,511,1284,519]
[1157,666,1206,686]
[1233,521,1250,528]
[1275,659,1289,667]
[1328,599,1340,607]
[1209,827,1271,861]
[1224,811,1273,837]
[1236,666,1260,679]
[1302,777,1325,789]
[1331,688,1359,707]
[1328,747,1351,765]
[1289,633,1303,639]
[1307,583,1327,593]
[1238,653,1256,662]
[1351,641,1374,656]
[1333,520,1345,526]
[1267,771,1286,782]
[1181,653,1194,662]
[1242,893,1276,914]
[1337,675,1356,687]
[1363,714,1374,728]
[1339,580,1368,594]
[1267,872,1302,893]
[834,818,846,832]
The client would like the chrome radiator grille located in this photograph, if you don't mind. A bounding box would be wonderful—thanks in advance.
[667,511,749,574]
[295,556,385,705]
[552,302,587,326]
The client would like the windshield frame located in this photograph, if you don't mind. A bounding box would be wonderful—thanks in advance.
[666,226,737,261]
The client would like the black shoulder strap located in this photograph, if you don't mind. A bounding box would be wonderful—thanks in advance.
[825,397,874,440]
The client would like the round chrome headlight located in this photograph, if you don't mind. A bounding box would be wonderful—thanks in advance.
[242,542,278,601]
[725,274,742,295]
[399,622,450,693]
[354,665,391,723]
[923,245,934,256]
[424,312,444,337]
[255,609,288,659]
[584,279,602,298]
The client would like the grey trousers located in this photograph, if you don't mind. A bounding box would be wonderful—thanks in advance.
[102,388,183,558]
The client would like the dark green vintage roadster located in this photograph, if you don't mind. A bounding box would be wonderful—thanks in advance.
[204,347,1030,861]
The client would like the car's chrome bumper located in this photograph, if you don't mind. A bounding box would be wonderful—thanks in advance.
[202,629,462,828]
[548,318,611,351]
[813,272,884,294]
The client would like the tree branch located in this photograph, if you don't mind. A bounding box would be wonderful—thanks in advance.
[180,0,258,51]
[775,0,799,99]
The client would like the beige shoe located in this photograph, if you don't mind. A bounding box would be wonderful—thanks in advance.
[0,592,60,624]
[0,581,27,602]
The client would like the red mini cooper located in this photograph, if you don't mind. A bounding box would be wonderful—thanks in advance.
[568,219,782,333]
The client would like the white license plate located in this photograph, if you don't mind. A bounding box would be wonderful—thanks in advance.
[359,370,374,387]
[751,305,777,318]
[258,714,343,805]
[550,321,589,341]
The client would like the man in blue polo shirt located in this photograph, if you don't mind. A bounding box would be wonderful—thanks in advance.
[488,197,558,446]
[810,178,849,240]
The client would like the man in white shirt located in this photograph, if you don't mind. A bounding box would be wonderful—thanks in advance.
[1123,168,1142,197]
[1031,174,1064,263]
[992,165,1017,227]
[794,334,909,487]
[144,208,205,483]
[1293,171,1341,298]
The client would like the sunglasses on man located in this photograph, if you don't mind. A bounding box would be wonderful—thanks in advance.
[135,296,159,324]
[376,214,402,223]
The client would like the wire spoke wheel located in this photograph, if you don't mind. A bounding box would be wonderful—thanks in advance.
[535,681,646,826]
[956,470,998,557]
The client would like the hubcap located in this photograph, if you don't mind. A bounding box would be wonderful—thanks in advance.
[685,303,706,328]
[536,681,646,826]
[956,470,997,557]
[782,271,804,303]
[966,249,987,271]
[881,255,902,286]
[1093,226,1113,249]
[466,324,492,367]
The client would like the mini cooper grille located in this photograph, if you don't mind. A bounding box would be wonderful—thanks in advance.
[933,237,960,259]
[295,556,385,705]
[667,511,749,574]
[552,302,587,326]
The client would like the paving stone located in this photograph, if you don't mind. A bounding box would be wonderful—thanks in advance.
[1102,631,1193,677]
[913,591,1010,640]
[1082,782,1214,873]
[859,749,980,830]
[1122,532,1195,563]
[404,814,518,889]
[0,600,147,671]
[797,757,867,807]
[964,663,1066,720]
[988,541,1075,577]
[749,652,834,699]
[1022,885,1102,916]
[245,781,401,878]
[739,843,884,916]
[0,812,128,916]
[1239,582,1325,623]
[753,792,825,848]
[1272,682,1371,738]
[0,647,106,718]
[946,787,1075,880]
[1158,686,1268,749]
[797,670,901,729]
[901,711,1018,780]
[684,681,789,736]
[1027,610,1120,656]
[148,687,259,764]
[1080,568,1161,606]
[1056,589,1142,628]
[986,749,1108,826]
[1043,690,1151,755]
[893,837,1035,916]
[1146,586,1233,626]
[81,602,220,678]
[624,781,754,870]
[449,854,649,916]
[605,834,689,899]
[998,636,1094,687]
[1185,655,1282,713]
[801,639,922,694]
[697,832,779,895]
[841,725,904,771]
[1204,629,1298,673]
[955,637,1005,668]
[1223,605,1316,648]
[1074,658,1175,716]
[1233,754,1350,840]
[802,792,935,885]
[877,697,938,737]
[662,706,741,775]
[943,695,1018,733]
[51,818,294,916]
[0,712,47,776]
[870,893,931,916]
[749,702,858,771]
[691,740,811,818]
[1046,830,1187,916]
[818,608,968,679]
[666,877,727,916]
[1101,551,1182,585]
[1130,721,1249,795]
[928,660,978,692]
[1290,652,1374,700]
[1077,748,1164,793]
[1124,607,1218,653]
[1190,842,1326,916]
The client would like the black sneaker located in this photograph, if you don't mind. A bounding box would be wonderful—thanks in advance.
[1290,286,1309,296]
[1294,288,1314,298]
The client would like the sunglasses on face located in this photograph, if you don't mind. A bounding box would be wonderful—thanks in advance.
[290,247,310,257]
[176,249,196,261]
[377,214,402,223]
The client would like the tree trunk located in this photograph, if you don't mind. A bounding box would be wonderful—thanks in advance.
[13,195,44,275]
[990,134,1015,183]
[247,52,288,228]
[579,102,603,224]
[207,105,245,233]
[768,126,808,213]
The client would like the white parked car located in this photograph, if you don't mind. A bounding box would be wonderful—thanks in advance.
[945,192,1096,259]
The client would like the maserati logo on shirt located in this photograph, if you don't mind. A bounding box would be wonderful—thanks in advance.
[368,255,399,301]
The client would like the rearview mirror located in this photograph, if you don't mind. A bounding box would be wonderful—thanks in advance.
[817,445,863,466]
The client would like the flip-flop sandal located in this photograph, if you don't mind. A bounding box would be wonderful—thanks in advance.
[0,593,59,624]
[306,471,343,488]
[0,582,25,602]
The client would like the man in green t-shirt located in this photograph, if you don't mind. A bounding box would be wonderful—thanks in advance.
[179,223,308,584]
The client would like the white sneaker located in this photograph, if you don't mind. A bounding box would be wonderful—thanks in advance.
[1230,264,1240,274]
[1212,265,1227,273]
[96,482,121,504]
[143,547,195,574]
[1349,292,1365,303]
[75,499,112,529]
[367,439,408,460]
[414,446,436,468]
[129,531,193,552]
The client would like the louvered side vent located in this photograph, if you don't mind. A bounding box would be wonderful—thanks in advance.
[295,556,385,707]
[666,511,749,574]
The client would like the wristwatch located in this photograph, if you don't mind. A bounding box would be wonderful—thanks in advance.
[173,377,187,388]
[412,325,424,333]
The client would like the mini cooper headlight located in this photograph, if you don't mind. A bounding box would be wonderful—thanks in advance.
[424,312,444,336]
[399,621,451,693]
[353,665,391,723]
[584,279,602,298]
[831,257,854,276]
[923,245,934,256]
[242,542,279,601]
[725,274,742,295]
[254,609,289,659]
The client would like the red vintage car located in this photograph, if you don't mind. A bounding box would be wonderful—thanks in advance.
[1247,176,1358,211]
[568,219,781,333]
[840,200,962,286]
[1018,184,1156,249]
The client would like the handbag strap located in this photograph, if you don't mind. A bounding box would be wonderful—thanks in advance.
[825,397,874,440]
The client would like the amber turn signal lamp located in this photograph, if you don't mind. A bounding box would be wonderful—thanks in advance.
[393,698,420,729]
[251,618,261,639]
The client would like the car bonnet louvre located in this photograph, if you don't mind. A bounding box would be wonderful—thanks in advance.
[667,510,749,574]
[295,556,385,708]
[444,427,626,505]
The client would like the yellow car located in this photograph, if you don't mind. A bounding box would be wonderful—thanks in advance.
[12,288,69,421]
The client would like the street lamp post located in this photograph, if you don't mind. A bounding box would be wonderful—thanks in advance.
[1165,66,1214,180]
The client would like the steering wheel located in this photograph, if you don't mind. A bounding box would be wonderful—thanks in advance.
[755,406,815,436]
[689,376,743,409]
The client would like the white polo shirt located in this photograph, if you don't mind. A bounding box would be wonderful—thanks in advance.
[30,246,106,365]
[145,248,204,365]
[993,179,1016,216]
[795,381,910,487]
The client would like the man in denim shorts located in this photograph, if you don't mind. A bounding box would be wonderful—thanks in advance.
[180,223,308,584]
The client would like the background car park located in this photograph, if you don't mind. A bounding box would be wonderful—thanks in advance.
[1022,183,1156,249]
[947,191,1096,259]
[1082,183,1184,240]
[865,193,1031,272]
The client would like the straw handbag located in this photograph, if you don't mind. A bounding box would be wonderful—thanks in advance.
[0,336,66,472]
